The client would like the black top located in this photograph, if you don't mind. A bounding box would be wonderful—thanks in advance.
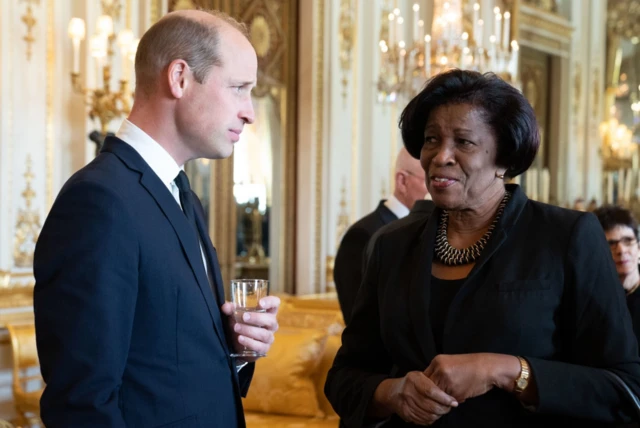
[325,184,640,427]
[627,279,640,348]
[430,276,465,354]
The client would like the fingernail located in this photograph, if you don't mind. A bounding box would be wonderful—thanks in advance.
[452,401,459,407]
[243,312,251,321]
[238,335,245,343]
[259,299,265,306]
[234,324,241,332]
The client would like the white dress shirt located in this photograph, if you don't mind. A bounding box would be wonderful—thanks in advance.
[384,194,410,219]
[116,119,210,277]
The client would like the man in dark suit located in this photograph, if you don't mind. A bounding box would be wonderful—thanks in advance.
[334,148,428,325]
[33,10,279,427]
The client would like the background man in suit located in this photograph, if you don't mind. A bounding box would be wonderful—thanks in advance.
[334,147,428,325]
[33,9,279,427]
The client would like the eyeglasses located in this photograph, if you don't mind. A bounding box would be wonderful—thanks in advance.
[607,237,638,249]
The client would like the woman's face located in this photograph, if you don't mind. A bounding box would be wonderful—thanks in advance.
[604,225,639,278]
[420,103,505,211]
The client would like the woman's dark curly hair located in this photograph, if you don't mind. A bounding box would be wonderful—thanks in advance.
[593,205,639,240]
[399,69,540,178]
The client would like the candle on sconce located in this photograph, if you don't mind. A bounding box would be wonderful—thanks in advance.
[418,20,424,43]
[399,47,406,81]
[388,13,396,49]
[67,17,86,74]
[495,13,502,52]
[412,4,420,44]
[509,40,519,78]
[117,29,134,80]
[397,16,404,50]
[472,3,480,45]
[489,35,497,71]
[424,34,431,76]
[503,12,511,51]
[477,19,484,49]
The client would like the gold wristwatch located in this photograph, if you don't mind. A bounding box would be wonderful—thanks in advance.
[514,356,530,394]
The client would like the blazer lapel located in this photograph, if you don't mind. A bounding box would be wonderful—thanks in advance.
[409,213,439,364]
[442,184,528,349]
[102,138,228,349]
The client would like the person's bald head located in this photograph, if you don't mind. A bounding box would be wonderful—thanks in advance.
[393,147,428,209]
[134,9,250,98]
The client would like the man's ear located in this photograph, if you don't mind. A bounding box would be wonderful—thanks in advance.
[167,59,190,99]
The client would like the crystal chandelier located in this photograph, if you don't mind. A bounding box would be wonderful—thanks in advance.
[377,0,520,103]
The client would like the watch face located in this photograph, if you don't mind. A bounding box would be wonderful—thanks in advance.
[517,378,528,389]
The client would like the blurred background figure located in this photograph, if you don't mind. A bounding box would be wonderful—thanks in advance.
[334,147,428,325]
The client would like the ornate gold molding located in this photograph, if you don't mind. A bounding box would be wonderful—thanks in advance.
[573,62,581,116]
[336,179,350,252]
[338,0,354,105]
[151,0,164,23]
[349,0,359,224]
[46,0,54,210]
[607,0,640,39]
[518,3,572,55]
[0,271,35,310]
[521,0,559,15]
[314,0,326,292]
[20,0,39,61]
[13,156,41,269]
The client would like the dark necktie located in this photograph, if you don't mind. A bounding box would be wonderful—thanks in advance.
[174,171,217,293]
[174,170,199,237]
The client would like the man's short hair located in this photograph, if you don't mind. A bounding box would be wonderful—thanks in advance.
[134,9,249,97]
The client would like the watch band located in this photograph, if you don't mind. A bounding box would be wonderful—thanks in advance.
[514,356,530,394]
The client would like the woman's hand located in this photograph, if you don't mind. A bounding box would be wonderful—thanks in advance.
[424,353,520,403]
[372,371,458,425]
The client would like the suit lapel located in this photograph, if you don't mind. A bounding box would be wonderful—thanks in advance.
[193,201,233,353]
[442,184,528,349]
[377,202,399,225]
[102,138,228,349]
[409,213,439,364]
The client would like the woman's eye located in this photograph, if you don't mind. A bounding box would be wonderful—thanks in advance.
[424,136,437,144]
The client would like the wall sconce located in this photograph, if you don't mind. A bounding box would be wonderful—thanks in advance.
[68,1,139,155]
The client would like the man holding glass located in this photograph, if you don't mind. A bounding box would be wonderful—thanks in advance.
[33,9,279,427]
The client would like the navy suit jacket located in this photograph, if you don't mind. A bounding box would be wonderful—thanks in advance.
[34,137,253,427]
[334,201,398,325]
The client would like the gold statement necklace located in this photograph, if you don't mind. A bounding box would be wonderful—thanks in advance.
[434,191,512,266]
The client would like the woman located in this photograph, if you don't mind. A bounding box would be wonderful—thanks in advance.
[594,205,640,341]
[325,70,640,427]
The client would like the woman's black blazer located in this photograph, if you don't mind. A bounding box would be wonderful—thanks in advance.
[325,184,640,427]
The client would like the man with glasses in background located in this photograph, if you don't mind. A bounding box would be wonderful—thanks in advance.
[334,147,429,325]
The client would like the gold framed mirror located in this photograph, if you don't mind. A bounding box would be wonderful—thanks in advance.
[169,0,298,295]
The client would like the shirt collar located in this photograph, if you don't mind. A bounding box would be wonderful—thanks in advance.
[384,194,410,219]
[115,119,182,187]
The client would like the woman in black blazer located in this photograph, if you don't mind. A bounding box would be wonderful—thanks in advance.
[595,205,640,345]
[325,70,640,427]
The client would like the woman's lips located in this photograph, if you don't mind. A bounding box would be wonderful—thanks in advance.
[430,176,458,189]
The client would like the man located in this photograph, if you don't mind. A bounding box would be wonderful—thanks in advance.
[334,147,428,325]
[364,198,436,265]
[33,10,279,427]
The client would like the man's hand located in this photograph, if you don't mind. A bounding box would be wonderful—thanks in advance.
[221,296,280,361]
